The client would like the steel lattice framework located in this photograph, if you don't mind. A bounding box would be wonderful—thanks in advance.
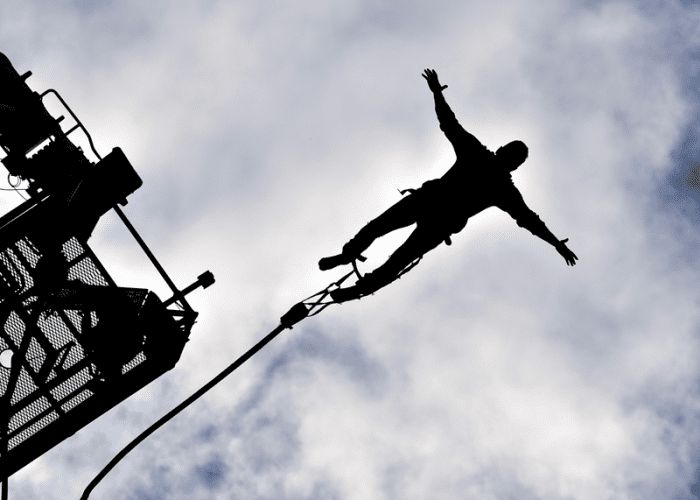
[0,52,212,480]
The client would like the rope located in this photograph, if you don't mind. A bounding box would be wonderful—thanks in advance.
[80,322,287,500]
[80,257,419,499]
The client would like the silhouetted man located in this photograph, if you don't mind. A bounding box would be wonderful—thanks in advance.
[321,69,577,302]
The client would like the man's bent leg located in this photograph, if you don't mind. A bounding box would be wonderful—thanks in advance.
[320,194,423,271]
[342,194,423,257]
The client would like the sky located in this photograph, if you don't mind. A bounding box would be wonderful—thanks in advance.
[2,0,700,499]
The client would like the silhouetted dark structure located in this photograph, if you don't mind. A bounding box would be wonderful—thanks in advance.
[0,52,213,482]
[321,69,577,302]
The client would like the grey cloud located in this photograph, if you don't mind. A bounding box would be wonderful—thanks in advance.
[126,464,173,500]
[241,413,300,473]
[266,327,390,395]
[192,453,229,490]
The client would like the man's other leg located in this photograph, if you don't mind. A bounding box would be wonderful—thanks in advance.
[320,194,422,270]
[357,224,445,290]
[342,194,424,256]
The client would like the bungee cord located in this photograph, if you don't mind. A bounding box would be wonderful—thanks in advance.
[80,261,408,499]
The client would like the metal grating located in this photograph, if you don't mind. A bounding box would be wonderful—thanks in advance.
[0,51,203,482]
[0,233,154,459]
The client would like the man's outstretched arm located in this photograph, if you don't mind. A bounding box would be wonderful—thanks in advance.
[422,69,482,152]
[500,190,578,266]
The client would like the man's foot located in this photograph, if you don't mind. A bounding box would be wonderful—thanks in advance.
[319,253,355,271]
[329,272,386,303]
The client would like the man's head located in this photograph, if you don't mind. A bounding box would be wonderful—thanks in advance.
[495,140,528,171]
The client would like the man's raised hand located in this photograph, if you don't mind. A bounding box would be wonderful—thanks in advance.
[422,68,447,93]
[556,239,578,266]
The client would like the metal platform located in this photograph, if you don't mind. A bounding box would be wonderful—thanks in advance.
[0,52,211,480]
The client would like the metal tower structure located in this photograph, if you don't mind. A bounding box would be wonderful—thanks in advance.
[0,52,213,480]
